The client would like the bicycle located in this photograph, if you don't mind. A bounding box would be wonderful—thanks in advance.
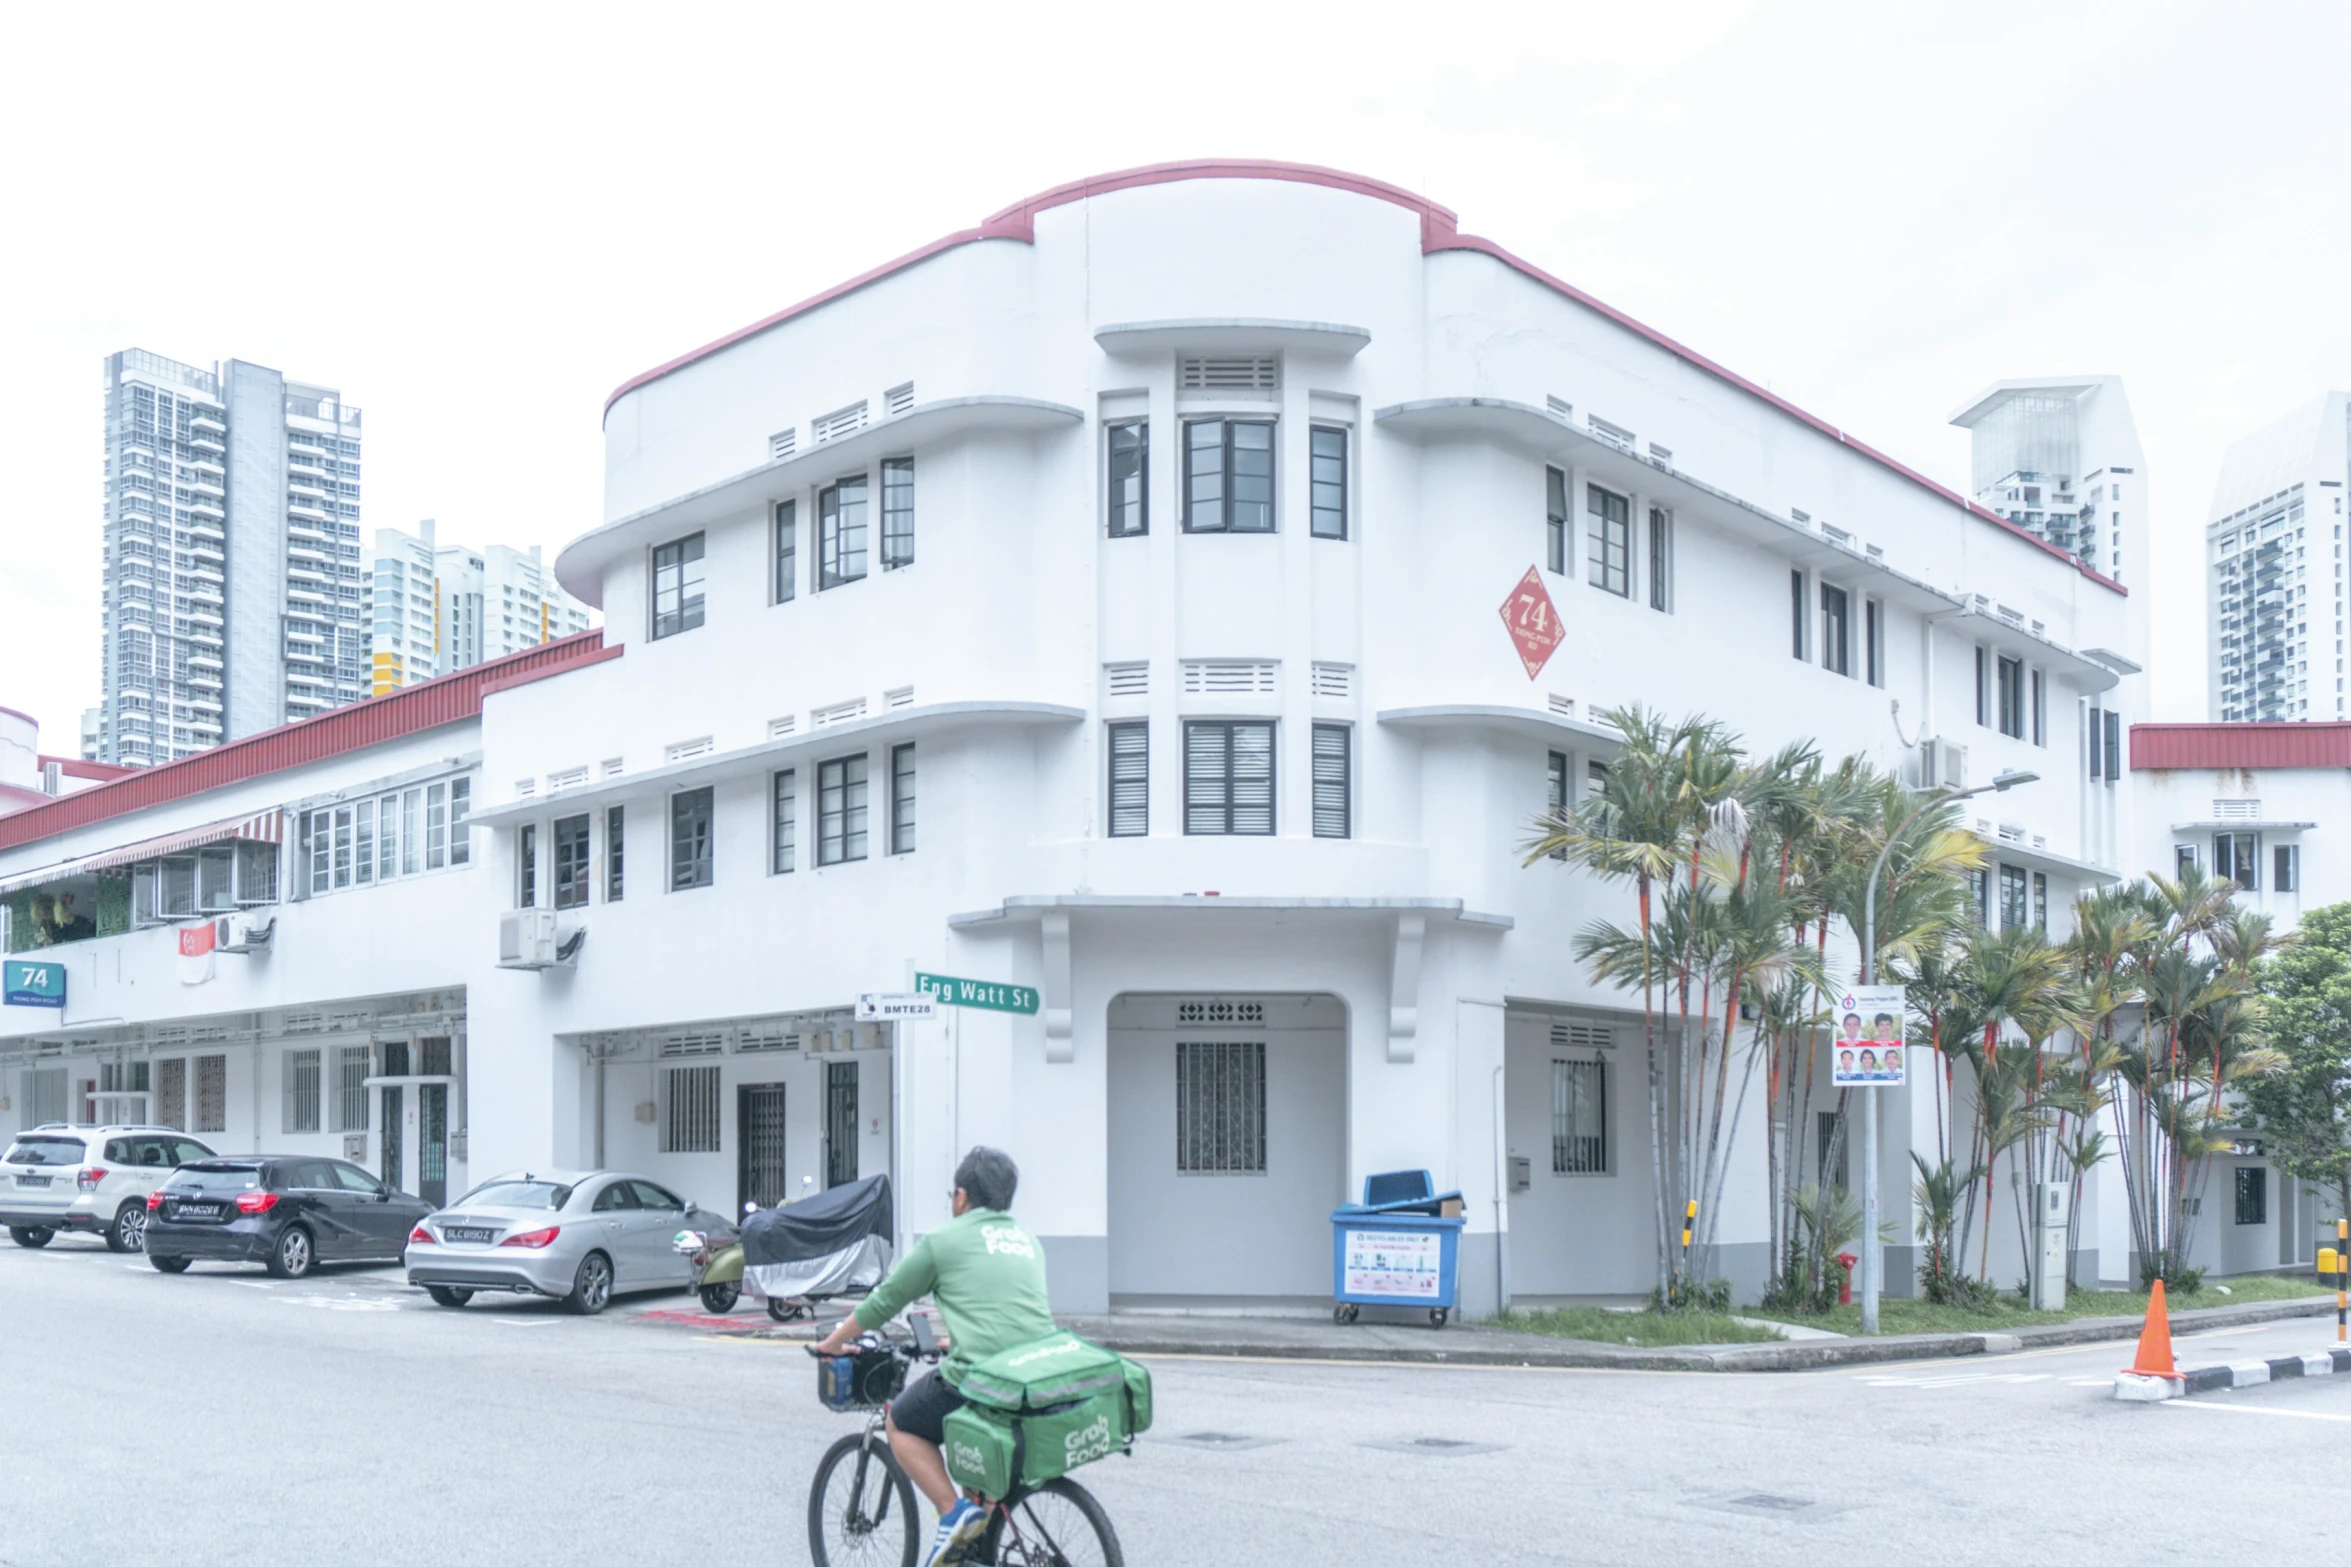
[805,1316,1124,1567]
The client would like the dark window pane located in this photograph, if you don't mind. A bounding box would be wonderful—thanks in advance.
[606,806,624,901]
[1184,420,1225,532]
[652,533,705,639]
[820,476,868,588]
[819,756,868,865]
[890,744,916,854]
[772,770,796,874]
[1108,423,1148,537]
[1185,721,1274,835]
[881,459,914,570]
[669,788,713,890]
[1586,486,1628,596]
[553,814,590,911]
[1228,421,1274,532]
[774,500,797,603]
[1309,426,1347,539]
[516,824,535,908]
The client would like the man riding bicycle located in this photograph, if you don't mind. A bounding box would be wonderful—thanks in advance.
[814,1146,1053,1567]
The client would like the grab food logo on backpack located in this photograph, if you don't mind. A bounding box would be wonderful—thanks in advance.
[951,1439,988,1478]
[1006,1338,1083,1369]
[981,1224,1036,1260]
[1063,1412,1115,1466]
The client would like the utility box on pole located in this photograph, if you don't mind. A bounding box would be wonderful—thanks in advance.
[2031,1183,2070,1310]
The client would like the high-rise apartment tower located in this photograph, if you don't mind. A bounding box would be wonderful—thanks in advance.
[2205,394,2351,723]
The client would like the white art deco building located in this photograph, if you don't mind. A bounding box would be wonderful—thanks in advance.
[3,164,2150,1312]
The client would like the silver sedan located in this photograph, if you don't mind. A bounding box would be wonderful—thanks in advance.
[403,1170,732,1314]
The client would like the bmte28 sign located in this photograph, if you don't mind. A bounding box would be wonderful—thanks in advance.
[3,960,66,1009]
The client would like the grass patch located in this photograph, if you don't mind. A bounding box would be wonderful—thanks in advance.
[1499,1305,1783,1347]
[1748,1274,2328,1337]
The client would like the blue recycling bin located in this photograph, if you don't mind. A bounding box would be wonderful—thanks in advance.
[1331,1169,1466,1328]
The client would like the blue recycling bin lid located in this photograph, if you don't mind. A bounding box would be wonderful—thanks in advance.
[1347,1169,1463,1217]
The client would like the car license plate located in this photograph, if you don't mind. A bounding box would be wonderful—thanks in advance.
[14,1174,49,1188]
[176,1203,222,1219]
[441,1226,496,1244]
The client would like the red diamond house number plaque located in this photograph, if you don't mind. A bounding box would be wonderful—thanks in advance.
[1499,566,1566,679]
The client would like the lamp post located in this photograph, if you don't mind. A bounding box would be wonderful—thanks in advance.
[1857,767,2038,1335]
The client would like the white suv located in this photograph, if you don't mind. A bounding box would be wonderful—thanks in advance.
[0,1125,219,1253]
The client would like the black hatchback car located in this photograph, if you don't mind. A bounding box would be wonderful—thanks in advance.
[146,1157,434,1278]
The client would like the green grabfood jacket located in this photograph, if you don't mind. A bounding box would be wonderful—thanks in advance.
[851,1207,1055,1385]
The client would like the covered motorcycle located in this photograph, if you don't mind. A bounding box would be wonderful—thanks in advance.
[682,1174,892,1321]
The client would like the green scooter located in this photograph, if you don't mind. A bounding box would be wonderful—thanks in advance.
[676,1216,814,1321]
[674,1175,895,1322]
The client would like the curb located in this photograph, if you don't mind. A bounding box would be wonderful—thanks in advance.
[2118,1345,2351,1401]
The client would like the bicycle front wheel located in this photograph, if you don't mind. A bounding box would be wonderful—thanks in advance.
[989,1477,1124,1567]
[808,1431,919,1567]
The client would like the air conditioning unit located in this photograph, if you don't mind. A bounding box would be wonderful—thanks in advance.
[498,909,586,971]
[1915,737,1967,791]
[214,915,275,954]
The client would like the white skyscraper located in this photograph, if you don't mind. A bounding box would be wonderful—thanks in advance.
[97,349,366,766]
[1949,377,2148,589]
[362,526,592,693]
[2205,394,2351,722]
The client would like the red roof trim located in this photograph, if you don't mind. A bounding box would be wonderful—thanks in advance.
[0,705,36,728]
[600,158,2124,597]
[2130,721,2351,772]
[0,631,617,853]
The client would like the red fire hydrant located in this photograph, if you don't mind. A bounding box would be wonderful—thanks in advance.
[1835,1252,1858,1306]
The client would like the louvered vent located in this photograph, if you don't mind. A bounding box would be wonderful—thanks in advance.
[665,736,715,764]
[514,778,536,800]
[600,757,625,778]
[2214,798,2261,820]
[884,686,915,710]
[1548,693,1576,717]
[1104,661,1149,700]
[1546,395,1573,419]
[1178,999,1267,1025]
[766,715,798,739]
[1182,659,1278,696]
[884,381,915,416]
[812,401,869,444]
[1179,356,1278,390]
[1794,509,1815,525]
[769,428,797,462]
[657,1032,727,1059]
[547,765,588,792]
[1588,414,1635,448]
[734,1023,798,1053]
[1550,1021,1613,1050]
[1647,442,1674,464]
[812,697,867,729]
[1309,662,1353,699]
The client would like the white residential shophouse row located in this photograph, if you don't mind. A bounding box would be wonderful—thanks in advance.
[0,163,2151,1313]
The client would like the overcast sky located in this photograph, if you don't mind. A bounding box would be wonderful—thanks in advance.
[3,0,2344,747]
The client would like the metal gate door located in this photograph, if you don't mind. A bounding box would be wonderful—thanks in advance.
[419,1084,448,1207]
[381,1086,405,1192]
[825,1062,859,1189]
[737,1083,787,1215]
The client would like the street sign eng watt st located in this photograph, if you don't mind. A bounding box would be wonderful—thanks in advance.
[3,959,66,1009]
[856,992,940,1021]
[914,972,1040,1016]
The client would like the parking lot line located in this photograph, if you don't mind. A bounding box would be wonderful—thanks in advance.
[2160,1400,2351,1424]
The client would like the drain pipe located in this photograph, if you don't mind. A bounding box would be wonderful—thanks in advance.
[1492,1064,1510,1315]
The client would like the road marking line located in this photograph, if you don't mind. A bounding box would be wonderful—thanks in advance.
[2160,1399,2351,1424]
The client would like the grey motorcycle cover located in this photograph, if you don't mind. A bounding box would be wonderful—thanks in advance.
[741,1173,893,1266]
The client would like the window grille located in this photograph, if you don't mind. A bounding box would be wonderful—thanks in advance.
[884,686,914,710]
[1552,1058,1607,1174]
[1176,1040,1266,1173]
[812,697,867,728]
[1309,663,1352,699]
[1184,721,1274,836]
[1312,723,1350,839]
[1181,660,1277,695]
[547,766,587,792]
[194,1054,227,1134]
[1104,662,1149,701]
[1177,1000,1266,1025]
[884,381,915,416]
[661,1064,723,1153]
[1179,356,1277,390]
[333,1046,369,1132]
[2235,1165,2267,1226]
[1108,722,1148,837]
[812,401,869,444]
[768,428,797,462]
[819,754,869,865]
[284,1049,321,1134]
[666,736,715,764]
[670,788,714,890]
[1587,414,1635,449]
[773,770,797,874]
[157,1058,187,1130]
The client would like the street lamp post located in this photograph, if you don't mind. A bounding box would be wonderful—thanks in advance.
[1857,767,2038,1335]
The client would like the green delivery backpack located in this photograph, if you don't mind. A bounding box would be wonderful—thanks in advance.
[942,1332,1154,1497]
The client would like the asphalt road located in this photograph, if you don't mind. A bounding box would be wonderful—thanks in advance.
[1,1233,2342,1565]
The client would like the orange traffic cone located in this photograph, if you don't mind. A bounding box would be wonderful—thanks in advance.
[2126,1279,2182,1379]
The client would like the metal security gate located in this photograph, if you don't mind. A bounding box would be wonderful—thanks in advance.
[419,1084,448,1207]
[381,1086,404,1192]
[825,1062,859,1188]
[737,1083,787,1215]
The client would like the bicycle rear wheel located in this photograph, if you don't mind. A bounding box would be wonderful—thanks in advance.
[987,1477,1123,1567]
[808,1431,919,1567]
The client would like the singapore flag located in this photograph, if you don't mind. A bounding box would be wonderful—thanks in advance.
[178,921,216,986]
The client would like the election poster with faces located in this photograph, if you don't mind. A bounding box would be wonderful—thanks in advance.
[1830,984,1907,1088]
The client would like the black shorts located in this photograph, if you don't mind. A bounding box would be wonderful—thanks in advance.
[890,1368,967,1444]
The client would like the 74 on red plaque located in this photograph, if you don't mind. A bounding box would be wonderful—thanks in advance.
[1498,566,1566,678]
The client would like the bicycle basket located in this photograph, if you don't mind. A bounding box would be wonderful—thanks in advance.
[817,1344,906,1411]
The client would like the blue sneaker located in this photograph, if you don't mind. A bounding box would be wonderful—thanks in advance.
[925,1498,989,1566]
